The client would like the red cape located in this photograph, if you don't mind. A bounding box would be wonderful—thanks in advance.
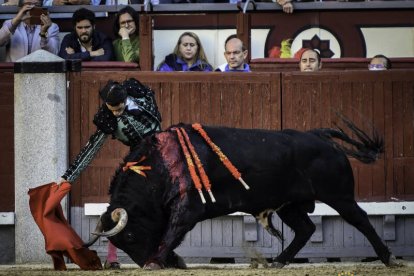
[28,182,102,270]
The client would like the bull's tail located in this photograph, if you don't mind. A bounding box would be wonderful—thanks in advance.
[311,117,384,164]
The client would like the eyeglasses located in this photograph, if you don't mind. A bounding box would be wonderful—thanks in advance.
[368,64,386,71]
[120,19,134,26]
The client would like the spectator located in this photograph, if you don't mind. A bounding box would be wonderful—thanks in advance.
[299,48,321,72]
[59,8,114,61]
[216,34,250,72]
[368,54,391,71]
[113,6,140,63]
[43,0,123,6]
[275,0,293,14]
[1,0,19,5]
[156,31,213,71]
[0,0,59,62]
[43,0,90,5]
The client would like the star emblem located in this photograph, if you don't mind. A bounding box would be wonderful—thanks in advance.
[302,34,335,58]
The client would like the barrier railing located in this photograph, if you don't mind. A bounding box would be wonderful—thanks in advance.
[1,65,413,212]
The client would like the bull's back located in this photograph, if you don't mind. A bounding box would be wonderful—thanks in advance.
[183,126,353,211]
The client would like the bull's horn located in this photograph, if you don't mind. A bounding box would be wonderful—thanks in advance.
[83,215,103,247]
[93,208,128,237]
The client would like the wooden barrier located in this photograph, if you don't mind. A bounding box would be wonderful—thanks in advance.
[250,57,414,72]
[281,70,414,201]
[80,61,139,71]
[0,64,14,212]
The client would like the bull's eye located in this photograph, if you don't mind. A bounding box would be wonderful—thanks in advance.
[126,232,135,242]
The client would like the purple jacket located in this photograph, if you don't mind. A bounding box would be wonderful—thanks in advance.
[157,54,213,72]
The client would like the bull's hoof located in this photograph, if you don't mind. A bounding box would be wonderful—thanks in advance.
[175,255,187,269]
[271,261,286,268]
[144,262,162,270]
[386,255,403,267]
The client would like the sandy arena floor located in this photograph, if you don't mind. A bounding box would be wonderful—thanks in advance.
[1,261,414,276]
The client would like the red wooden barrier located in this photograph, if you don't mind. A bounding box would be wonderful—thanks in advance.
[250,58,414,72]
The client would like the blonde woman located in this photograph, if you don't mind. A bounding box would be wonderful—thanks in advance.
[157,31,213,71]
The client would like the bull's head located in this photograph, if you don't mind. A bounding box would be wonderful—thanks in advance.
[85,207,161,267]
[84,146,170,267]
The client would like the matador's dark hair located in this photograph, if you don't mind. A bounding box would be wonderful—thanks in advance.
[99,80,128,106]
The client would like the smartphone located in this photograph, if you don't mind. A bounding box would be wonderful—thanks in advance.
[29,7,48,26]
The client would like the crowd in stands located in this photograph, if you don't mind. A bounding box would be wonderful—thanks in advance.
[0,1,391,71]
[2,0,293,9]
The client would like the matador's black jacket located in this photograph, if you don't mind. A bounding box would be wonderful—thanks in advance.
[62,78,161,183]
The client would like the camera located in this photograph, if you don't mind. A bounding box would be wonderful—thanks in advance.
[29,7,48,25]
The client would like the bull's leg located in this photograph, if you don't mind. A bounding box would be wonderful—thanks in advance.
[256,210,283,242]
[326,199,399,267]
[273,204,315,268]
[144,218,194,270]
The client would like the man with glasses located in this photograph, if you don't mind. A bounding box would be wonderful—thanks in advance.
[59,8,113,61]
[368,54,391,71]
[0,0,59,62]
[216,34,251,72]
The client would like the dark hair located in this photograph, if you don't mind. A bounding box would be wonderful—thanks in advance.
[72,8,95,27]
[371,54,392,69]
[224,34,246,51]
[113,6,139,38]
[300,48,321,64]
[99,81,128,106]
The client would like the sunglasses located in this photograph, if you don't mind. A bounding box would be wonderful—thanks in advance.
[368,64,386,71]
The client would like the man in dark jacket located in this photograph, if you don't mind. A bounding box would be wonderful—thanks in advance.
[59,8,113,61]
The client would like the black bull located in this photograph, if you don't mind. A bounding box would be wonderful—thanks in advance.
[87,121,398,269]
